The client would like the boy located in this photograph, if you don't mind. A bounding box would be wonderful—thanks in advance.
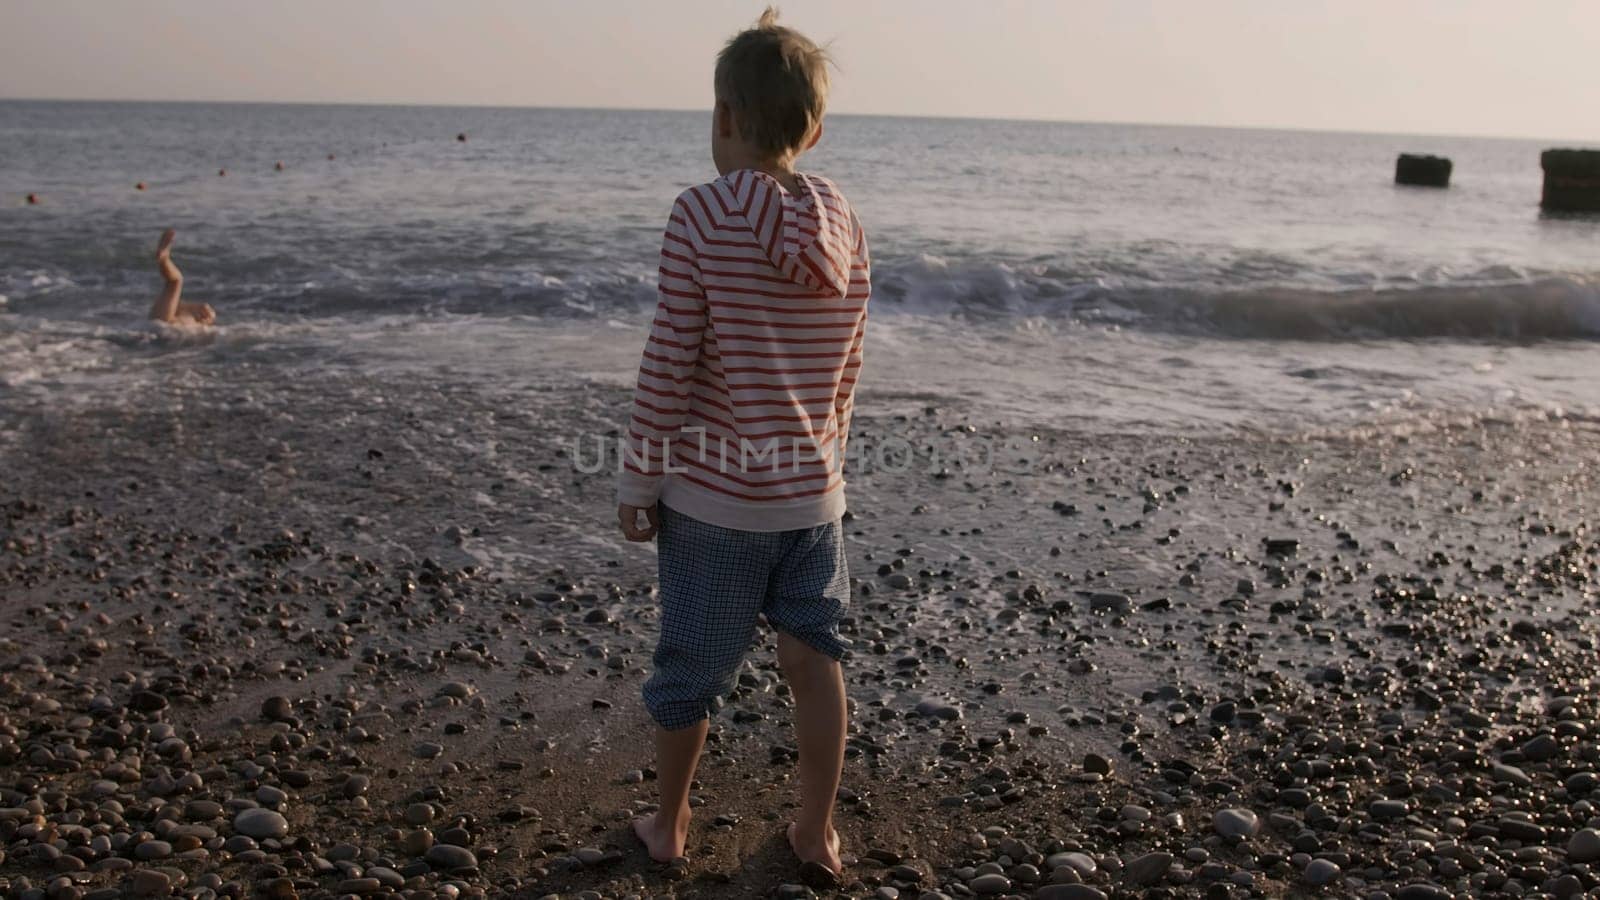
[616,7,870,881]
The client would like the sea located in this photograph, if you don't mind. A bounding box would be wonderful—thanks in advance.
[2,100,1597,436]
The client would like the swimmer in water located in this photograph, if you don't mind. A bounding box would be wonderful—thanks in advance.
[149,229,216,326]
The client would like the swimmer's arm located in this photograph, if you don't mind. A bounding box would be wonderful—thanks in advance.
[176,301,216,325]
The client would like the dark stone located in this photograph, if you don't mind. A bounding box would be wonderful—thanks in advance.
[424,843,477,870]
[1263,538,1300,556]
[261,696,293,722]
[1541,149,1600,212]
[130,691,169,712]
[1370,799,1409,820]
[1521,733,1559,761]
[1395,884,1450,900]
[1124,851,1174,886]
[1496,816,1546,842]
[1396,153,1452,188]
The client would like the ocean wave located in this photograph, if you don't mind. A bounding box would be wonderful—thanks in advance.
[1112,279,1600,341]
[9,254,1599,342]
[867,256,1600,341]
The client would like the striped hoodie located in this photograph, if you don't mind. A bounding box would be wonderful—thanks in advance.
[617,168,870,532]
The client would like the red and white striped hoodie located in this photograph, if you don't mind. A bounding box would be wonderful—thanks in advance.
[617,169,870,532]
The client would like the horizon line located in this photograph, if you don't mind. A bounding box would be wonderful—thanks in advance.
[2,94,1597,147]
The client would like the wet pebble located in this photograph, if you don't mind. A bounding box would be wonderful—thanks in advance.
[1304,858,1340,886]
[1123,851,1172,886]
[127,869,171,896]
[232,808,288,840]
[261,696,293,722]
[1569,828,1600,863]
[1036,886,1107,900]
[1213,808,1259,838]
[424,843,477,870]
[1046,852,1096,877]
[968,872,1010,894]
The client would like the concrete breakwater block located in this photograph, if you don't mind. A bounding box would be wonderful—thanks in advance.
[1541,148,1600,212]
[1395,154,1452,187]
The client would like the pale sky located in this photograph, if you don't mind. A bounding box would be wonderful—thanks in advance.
[2,0,1597,142]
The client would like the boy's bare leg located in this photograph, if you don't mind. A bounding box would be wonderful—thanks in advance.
[633,719,708,862]
[149,228,182,323]
[777,632,846,874]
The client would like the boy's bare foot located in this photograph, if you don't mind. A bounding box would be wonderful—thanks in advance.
[156,228,176,261]
[787,821,842,879]
[633,811,689,863]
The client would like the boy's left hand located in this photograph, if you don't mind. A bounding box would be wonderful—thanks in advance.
[618,503,659,542]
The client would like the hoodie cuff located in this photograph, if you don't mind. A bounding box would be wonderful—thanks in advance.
[617,469,662,508]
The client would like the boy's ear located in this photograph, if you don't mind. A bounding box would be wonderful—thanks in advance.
[805,121,824,152]
[716,101,735,140]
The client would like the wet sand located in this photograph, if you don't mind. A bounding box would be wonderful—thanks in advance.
[2,367,1598,899]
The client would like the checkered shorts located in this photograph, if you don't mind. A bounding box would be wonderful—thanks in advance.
[642,504,850,730]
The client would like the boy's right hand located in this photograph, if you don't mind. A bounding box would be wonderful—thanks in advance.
[618,503,659,542]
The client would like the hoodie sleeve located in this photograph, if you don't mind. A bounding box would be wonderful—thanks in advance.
[834,222,871,459]
[617,196,708,508]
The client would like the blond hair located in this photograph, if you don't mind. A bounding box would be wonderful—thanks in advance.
[714,7,830,160]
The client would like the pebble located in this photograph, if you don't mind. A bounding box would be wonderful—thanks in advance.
[914,698,962,720]
[260,696,293,722]
[1122,851,1172,885]
[133,840,173,860]
[424,844,477,870]
[1088,591,1131,613]
[1394,885,1450,900]
[968,873,1010,894]
[405,803,434,826]
[1213,808,1259,838]
[1569,828,1600,863]
[1370,799,1409,820]
[1035,886,1107,900]
[1497,816,1546,842]
[1522,733,1559,761]
[232,808,288,840]
[127,870,171,896]
[1304,858,1341,886]
[402,828,434,855]
[1491,762,1532,786]
[1046,852,1096,876]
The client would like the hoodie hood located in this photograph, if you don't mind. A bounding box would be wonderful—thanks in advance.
[731,170,854,299]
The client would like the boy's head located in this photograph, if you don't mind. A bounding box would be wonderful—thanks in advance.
[713,7,829,169]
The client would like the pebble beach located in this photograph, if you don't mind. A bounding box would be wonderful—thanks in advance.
[3,360,1598,899]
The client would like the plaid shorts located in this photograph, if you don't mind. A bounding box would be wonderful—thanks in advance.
[643,504,850,730]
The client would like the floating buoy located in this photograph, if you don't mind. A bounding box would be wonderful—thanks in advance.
[136,182,147,191]
[25,193,39,205]
[327,153,336,161]
[275,161,285,171]
[1541,149,1600,212]
[218,168,227,177]
[1395,154,1451,188]
[457,132,467,142]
